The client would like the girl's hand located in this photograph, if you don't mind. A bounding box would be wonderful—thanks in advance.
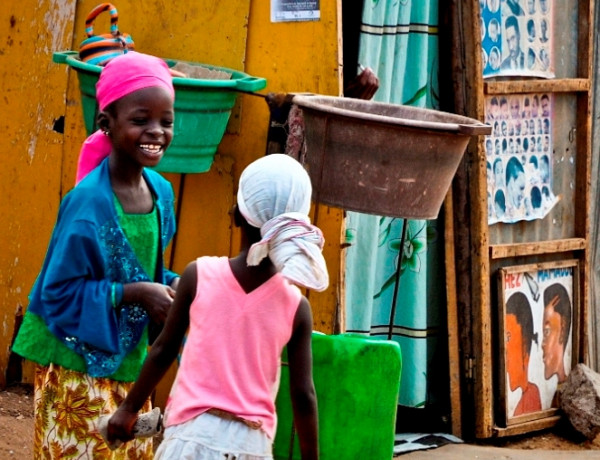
[123,282,176,324]
[141,282,176,324]
[107,407,138,444]
[344,67,379,101]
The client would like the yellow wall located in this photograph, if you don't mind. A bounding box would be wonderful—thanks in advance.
[0,0,343,391]
[0,0,78,388]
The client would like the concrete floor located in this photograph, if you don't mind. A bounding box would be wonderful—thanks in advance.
[396,443,599,459]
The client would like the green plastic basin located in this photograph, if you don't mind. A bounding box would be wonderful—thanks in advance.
[53,51,267,174]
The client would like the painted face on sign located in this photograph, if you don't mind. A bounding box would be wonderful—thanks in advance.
[542,299,565,381]
[506,313,526,392]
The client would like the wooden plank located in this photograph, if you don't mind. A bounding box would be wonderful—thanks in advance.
[489,238,587,259]
[336,213,347,335]
[507,408,559,427]
[496,269,508,426]
[485,79,590,95]
[444,191,462,438]
[577,0,593,80]
[447,0,493,438]
[449,0,493,438]
[493,416,561,438]
[574,0,594,365]
[466,0,494,438]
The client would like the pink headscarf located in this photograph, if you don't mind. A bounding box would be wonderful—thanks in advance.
[75,51,175,184]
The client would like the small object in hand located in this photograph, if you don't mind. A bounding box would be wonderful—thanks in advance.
[97,407,163,450]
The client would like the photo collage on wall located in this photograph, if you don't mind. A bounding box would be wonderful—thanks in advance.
[481,0,553,78]
[485,93,559,225]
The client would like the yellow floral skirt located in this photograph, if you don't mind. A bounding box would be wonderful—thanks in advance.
[33,363,154,460]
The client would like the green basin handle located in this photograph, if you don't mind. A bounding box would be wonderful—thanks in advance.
[234,76,267,92]
[53,50,79,64]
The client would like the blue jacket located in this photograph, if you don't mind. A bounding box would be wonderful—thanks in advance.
[23,159,177,376]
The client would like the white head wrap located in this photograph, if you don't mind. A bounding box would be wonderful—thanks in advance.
[237,154,329,292]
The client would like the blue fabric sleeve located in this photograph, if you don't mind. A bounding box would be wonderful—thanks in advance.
[164,269,179,287]
[40,219,121,354]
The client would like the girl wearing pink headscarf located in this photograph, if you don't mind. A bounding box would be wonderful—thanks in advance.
[13,51,180,459]
[75,51,176,183]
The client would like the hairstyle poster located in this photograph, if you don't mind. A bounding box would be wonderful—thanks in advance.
[485,92,558,225]
[480,0,553,78]
[498,261,576,424]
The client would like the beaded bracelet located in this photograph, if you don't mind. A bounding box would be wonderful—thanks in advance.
[111,283,118,309]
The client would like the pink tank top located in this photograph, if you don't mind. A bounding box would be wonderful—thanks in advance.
[164,256,301,439]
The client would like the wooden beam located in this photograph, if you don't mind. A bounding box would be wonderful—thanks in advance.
[489,238,587,259]
[574,0,594,365]
[493,416,561,438]
[444,190,462,438]
[485,78,590,95]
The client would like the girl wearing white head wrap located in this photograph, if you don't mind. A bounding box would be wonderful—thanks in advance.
[237,154,329,292]
[108,153,323,459]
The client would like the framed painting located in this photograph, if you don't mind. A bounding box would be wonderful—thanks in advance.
[497,259,579,426]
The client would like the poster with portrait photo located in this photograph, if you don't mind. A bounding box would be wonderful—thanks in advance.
[484,92,558,225]
[481,0,554,78]
[497,260,578,426]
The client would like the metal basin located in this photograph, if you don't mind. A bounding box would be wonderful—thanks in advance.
[292,95,491,219]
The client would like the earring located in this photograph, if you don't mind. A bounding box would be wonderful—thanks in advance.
[103,130,110,136]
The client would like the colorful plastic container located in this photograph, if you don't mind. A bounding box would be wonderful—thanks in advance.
[53,51,267,174]
[274,332,402,460]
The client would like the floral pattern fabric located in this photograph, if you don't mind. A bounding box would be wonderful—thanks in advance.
[33,363,153,460]
[344,0,444,408]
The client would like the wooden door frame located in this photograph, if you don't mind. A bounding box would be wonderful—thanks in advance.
[445,0,595,439]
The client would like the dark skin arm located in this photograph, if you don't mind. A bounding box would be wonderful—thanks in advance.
[288,297,319,459]
[343,66,379,100]
[107,262,195,442]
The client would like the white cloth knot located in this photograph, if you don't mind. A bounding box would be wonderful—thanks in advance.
[246,213,328,292]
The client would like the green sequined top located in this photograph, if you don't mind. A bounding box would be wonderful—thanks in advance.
[14,196,159,382]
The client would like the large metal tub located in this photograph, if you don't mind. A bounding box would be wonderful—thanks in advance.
[292,95,491,219]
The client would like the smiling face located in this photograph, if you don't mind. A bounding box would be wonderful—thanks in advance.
[104,86,175,169]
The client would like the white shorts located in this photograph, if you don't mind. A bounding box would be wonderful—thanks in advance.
[155,411,273,460]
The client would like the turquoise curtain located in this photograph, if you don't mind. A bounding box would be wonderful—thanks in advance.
[344,0,443,409]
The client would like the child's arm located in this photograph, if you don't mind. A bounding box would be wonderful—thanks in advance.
[287,297,319,460]
[107,260,196,442]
